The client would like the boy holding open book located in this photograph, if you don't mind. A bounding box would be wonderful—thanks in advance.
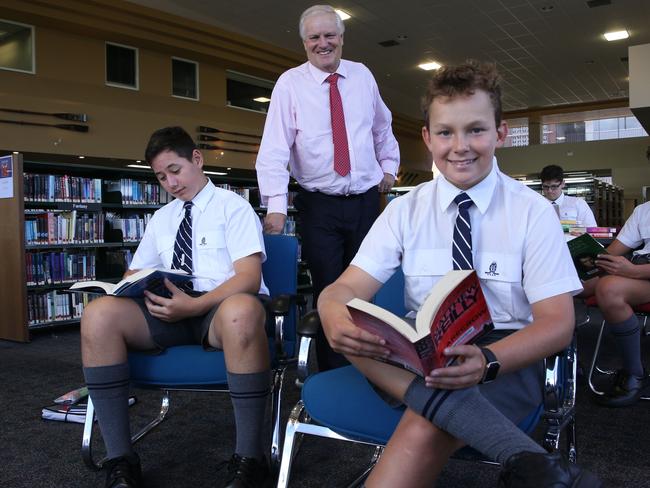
[318,61,600,486]
[80,127,272,488]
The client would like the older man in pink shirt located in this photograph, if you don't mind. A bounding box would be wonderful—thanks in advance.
[256,4,400,370]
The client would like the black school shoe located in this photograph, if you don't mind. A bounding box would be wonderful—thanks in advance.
[498,451,602,488]
[595,369,649,407]
[219,453,271,488]
[104,453,143,488]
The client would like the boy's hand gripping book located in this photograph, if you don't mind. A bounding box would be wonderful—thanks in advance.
[68,268,195,298]
[346,270,494,376]
[566,233,607,281]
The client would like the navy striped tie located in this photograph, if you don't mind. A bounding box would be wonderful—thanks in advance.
[452,193,474,270]
[172,201,193,273]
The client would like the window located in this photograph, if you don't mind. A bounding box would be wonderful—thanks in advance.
[226,70,274,113]
[172,57,198,100]
[0,19,34,74]
[106,42,138,89]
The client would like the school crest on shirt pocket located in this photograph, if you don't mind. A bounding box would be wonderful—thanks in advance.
[475,252,522,323]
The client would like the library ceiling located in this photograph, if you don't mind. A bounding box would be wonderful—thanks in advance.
[126,0,650,118]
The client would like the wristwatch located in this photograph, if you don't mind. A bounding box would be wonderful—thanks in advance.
[479,347,500,384]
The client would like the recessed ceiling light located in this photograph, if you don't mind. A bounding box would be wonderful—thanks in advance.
[135,160,142,163]
[78,156,85,159]
[604,30,629,41]
[418,61,442,71]
[335,9,351,21]
[254,97,271,103]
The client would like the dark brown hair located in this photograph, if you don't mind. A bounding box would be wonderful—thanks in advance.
[422,60,502,128]
[144,126,196,165]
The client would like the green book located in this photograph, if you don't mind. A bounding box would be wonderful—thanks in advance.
[566,233,607,281]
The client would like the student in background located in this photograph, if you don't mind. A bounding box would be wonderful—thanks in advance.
[80,127,272,488]
[540,164,597,226]
[318,61,599,487]
[256,4,400,371]
[586,202,650,407]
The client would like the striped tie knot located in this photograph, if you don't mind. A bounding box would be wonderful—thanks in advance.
[183,200,193,216]
[454,192,474,211]
[452,192,474,270]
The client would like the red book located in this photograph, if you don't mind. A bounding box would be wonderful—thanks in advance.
[347,270,494,376]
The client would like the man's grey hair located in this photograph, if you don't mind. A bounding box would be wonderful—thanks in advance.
[299,5,345,40]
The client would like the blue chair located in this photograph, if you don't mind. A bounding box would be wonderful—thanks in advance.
[277,269,577,488]
[82,234,302,471]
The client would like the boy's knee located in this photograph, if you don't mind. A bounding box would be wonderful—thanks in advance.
[595,276,625,307]
[81,297,124,338]
[216,294,267,340]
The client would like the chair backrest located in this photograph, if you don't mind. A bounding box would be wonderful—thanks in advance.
[262,234,300,356]
[373,267,407,317]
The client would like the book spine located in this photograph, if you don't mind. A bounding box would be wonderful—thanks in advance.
[586,227,617,233]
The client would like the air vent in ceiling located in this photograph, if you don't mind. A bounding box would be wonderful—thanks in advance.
[586,0,611,7]
[378,39,400,47]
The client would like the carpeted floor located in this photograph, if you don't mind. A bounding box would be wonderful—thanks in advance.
[1,307,649,487]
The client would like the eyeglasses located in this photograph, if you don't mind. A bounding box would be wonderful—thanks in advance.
[542,184,562,190]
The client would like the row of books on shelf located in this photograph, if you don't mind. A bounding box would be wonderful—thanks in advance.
[105,212,153,242]
[24,173,102,203]
[25,211,105,245]
[26,251,96,286]
[106,179,172,206]
[27,290,94,326]
[561,221,618,238]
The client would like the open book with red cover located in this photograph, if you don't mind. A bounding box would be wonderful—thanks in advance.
[346,270,494,376]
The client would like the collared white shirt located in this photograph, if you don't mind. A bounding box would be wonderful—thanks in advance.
[351,159,582,330]
[553,192,597,227]
[130,180,268,294]
[616,201,650,255]
[256,59,400,214]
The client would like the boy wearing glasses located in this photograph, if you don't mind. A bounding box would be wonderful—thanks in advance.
[540,164,597,226]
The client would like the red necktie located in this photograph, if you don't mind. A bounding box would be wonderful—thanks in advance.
[327,73,351,176]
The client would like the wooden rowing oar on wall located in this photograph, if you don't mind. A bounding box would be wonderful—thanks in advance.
[0,108,88,122]
[198,126,261,139]
[197,143,257,154]
[0,118,89,132]
[198,134,259,146]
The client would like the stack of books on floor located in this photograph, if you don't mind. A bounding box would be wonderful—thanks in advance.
[41,386,136,424]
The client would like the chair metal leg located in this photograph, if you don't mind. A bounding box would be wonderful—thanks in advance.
[81,390,172,470]
[271,366,286,470]
[276,401,307,488]
[565,416,577,464]
[81,397,101,470]
[588,319,608,395]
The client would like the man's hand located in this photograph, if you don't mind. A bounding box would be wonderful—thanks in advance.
[595,254,640,278]
[424,344,486,389]
[378,173,396,193]
[263,212,287,234]
[320,301,391,358]
[143,278,197,322]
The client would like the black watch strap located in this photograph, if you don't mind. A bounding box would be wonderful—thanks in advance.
[479,347,500,384]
